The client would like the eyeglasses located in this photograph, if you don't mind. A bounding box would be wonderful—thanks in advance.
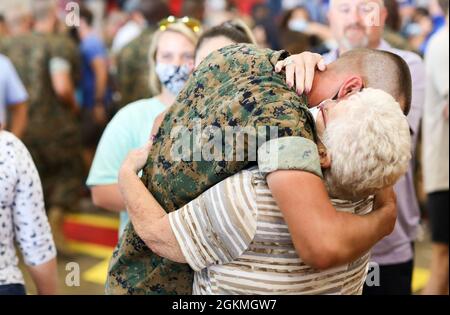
[158,16,202,33]
[316,99,334,128]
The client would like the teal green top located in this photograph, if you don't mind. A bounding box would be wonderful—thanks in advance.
[86,97,166,236]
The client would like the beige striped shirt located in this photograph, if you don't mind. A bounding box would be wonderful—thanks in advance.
[169,167,373,295]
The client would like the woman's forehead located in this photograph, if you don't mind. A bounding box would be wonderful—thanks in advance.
[158,31,195,51]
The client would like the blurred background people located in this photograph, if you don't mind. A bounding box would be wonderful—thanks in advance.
[87,19,200,237]
[279,6,335,54]
[194,19,257,66]
[384,0,415,50]
[75,5,109,169]
[1,0,85,218]
[180,0,206,22]
[111,0,146,54]
[0,53,28,139]
[422,12,449,296]
[251,2,281,49]
[404,6,435,53]
[0,127,58,295]
[402,0,447,54]
[281,0,330,24]
[115,0,170,109]
[0,14,8,36]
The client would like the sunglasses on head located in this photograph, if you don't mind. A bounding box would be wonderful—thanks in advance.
[158,16,202,33]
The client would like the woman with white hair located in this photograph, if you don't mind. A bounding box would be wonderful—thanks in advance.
[117,88,412,295]
[0,126,57,295]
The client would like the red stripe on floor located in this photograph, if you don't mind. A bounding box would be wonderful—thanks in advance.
[63,221,118,248]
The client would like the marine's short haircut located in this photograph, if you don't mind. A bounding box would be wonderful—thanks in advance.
[334,49,412,115]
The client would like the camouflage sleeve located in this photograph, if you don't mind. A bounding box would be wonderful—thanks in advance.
[258,137,323,178]
[48,36,71,61]
[48,35,81,83]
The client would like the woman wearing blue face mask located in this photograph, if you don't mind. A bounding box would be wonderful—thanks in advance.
[279,6,336,55]
[86,18,200,238]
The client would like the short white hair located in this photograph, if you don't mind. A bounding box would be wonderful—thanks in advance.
[322,88,411,201]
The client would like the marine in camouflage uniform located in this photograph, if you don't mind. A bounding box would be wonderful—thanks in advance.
[116,28,156,109]
[106,44,318,295]
[0,32,84,211]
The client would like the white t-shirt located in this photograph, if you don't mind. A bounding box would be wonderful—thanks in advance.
[423,27,449,193]
[0,131,56,286]
[111,20,143,54]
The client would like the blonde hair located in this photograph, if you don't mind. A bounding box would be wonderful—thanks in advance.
[148,22,200,95]
[323,88,411,201]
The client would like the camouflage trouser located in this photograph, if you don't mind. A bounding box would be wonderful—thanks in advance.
[106,222,194,295]
[24,130,85,211]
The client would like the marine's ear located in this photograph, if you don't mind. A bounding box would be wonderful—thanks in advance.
[337,76,364,99]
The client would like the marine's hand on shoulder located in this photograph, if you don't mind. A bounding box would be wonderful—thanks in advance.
[275,52,326,95]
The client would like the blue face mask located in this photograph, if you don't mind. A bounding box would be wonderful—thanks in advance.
[155,63,192,96]
[404,22,422,37]
[288,19,309,33]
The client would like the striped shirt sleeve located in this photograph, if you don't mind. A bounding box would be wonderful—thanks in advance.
[168,171,258,272]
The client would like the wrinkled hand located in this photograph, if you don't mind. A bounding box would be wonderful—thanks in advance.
[275,52,327,95]
[121,141,153,174]
[373,187,398,237]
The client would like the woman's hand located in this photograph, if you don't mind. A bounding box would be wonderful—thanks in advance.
[372,187,398,237]
[275,52,327,95]
[120,141,153,174]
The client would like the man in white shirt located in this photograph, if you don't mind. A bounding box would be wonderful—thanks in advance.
[422,15,449,295]
[0,129,57,295]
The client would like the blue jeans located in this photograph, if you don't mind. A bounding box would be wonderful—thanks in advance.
[0,284,26,295]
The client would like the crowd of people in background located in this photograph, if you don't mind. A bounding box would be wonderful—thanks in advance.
[0,0,448,296]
